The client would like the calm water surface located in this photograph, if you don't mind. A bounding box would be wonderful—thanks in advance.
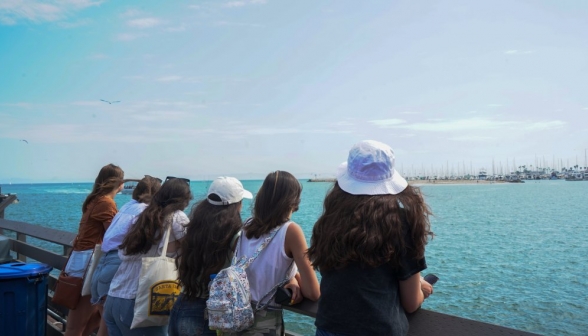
[2,180,587,335]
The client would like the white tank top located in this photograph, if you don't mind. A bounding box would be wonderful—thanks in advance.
[236,221,298,304]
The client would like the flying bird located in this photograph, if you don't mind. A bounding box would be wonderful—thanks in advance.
[100,99,121,104]
[20,139,28,144]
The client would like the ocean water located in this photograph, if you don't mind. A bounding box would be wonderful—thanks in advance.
[2,180,587,336]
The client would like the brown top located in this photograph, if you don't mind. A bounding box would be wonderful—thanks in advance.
[73,196,118,251]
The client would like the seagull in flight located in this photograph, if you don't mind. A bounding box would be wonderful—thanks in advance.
[100,99,121,104]
[20,139,28,144]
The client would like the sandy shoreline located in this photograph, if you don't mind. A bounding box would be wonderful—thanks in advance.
[308,179,508,185]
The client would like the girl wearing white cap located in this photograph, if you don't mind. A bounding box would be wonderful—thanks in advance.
[308,140,434,336]
[169,177,253,336]
[235,171,321,335]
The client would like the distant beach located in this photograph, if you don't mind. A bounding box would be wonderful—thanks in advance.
[308,178,508,186]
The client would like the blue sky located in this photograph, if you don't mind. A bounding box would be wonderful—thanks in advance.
[1,0,587,182]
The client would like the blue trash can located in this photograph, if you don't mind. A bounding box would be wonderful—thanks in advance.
[0,262,53,336]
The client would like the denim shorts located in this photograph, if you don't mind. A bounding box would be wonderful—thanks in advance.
[90,250,122,304]
[168,294,216,336]
[103,296,167,336]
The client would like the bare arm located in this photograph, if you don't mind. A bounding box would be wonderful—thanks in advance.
[399,273,425,313]
[284,223,320,301]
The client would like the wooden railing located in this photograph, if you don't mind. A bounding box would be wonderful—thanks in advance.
[0,194,539,336]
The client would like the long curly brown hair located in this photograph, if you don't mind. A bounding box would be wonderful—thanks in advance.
[245,171,301,239]
[176,194,243,299]
[307,182,432,272]
[82,164,124,212]
[120,178,192,255]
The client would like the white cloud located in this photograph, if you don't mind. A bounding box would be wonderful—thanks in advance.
[245,127,351,135]
[131,111,191,122]
[120,9,141,18]
[370,117,566,132]
[224,1,246,7]
[214,21,263,27]
[70,101,102,106]
[523,120,566,131]
[401,118,513,131]
[503,50,534,55]
[165,24,186,32]
[127,17,161,28]
[123,75,145,80]
[223,0,267,8]
[449,136,493,141]
[157,75,182,82]
[400,111,420,115]
[582,107,588,110]
[0,0,101,25]
[116,33,143,41]
[369,119,406,127]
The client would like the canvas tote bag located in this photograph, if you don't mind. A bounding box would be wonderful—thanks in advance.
[81,243,102,296]
[130,223,181,329]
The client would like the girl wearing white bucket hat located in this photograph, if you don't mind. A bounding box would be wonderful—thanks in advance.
[308,140,434,336]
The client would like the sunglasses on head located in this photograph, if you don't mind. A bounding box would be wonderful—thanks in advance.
[165,176,190,185]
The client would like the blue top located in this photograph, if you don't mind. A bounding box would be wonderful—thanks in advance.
[0,262,53,280]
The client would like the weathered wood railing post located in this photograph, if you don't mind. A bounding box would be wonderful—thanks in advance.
[0,186,19,234]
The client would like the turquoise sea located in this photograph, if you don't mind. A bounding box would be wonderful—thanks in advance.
[2,180,587,335]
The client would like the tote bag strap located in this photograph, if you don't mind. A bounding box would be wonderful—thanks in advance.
[159,218,173,258]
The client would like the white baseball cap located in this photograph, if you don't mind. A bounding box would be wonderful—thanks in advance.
[207,176,253,205]
[336,140,408,195]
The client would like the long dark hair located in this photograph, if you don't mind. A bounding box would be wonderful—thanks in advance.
[132,176,162,204]
[308,182,432,272]
[120,178,192,255]
[245,171,301,239]
[82,164,124,212]
[176,194,243,298]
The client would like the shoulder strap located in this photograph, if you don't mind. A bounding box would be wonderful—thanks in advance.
[232,221,284,269]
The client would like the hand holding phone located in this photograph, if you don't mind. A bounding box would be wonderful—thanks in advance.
[275,286,292,305]
[423,273,439,285]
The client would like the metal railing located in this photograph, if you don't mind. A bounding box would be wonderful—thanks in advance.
[0,194,539,336]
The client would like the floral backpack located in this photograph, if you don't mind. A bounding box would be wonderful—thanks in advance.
[206,224,287,333]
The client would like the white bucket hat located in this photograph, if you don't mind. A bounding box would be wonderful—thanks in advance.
[336,140,408,195]
[207,176,253,205]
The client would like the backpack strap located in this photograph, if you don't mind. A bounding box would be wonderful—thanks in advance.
[231,220,285,269]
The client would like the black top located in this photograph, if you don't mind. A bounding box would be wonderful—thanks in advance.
[315,256,426,335]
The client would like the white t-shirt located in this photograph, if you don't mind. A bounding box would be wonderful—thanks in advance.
[108,210,188,300]
[101,199,147,253]
[236,221,298,304]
